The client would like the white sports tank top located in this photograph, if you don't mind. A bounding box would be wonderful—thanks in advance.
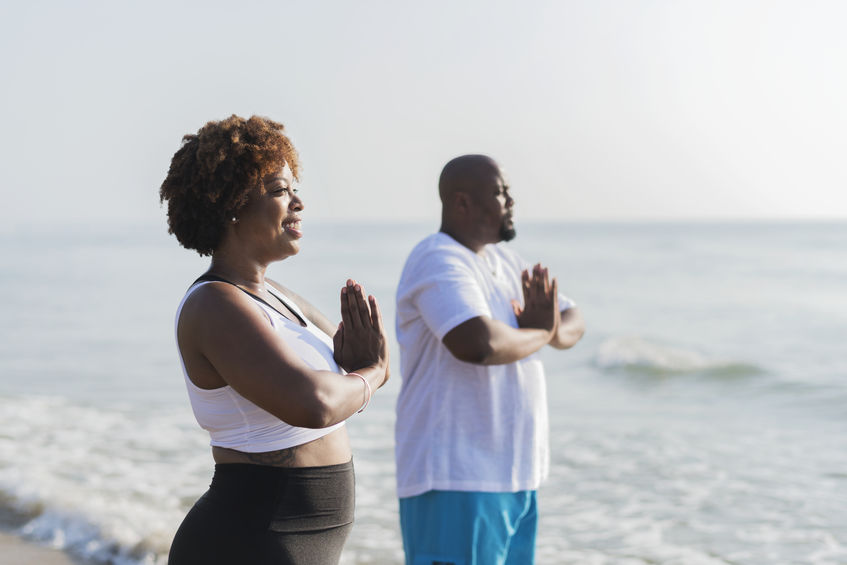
[175,280,345,453]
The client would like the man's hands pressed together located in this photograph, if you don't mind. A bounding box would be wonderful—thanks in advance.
[512,263,560,341]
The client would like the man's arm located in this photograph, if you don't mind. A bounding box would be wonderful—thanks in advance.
[550,307,585,350]
[442,316,554,365]
[442,265,560,365]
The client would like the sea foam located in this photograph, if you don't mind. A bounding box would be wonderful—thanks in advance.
[593,336,762,377]
[0,394,206,564]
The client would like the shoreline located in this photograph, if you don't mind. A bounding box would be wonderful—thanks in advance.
[0,530,92,565]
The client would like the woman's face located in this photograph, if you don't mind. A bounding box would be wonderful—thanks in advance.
[234,163,305,262]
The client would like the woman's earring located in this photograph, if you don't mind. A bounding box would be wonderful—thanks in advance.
[231,217,238,223]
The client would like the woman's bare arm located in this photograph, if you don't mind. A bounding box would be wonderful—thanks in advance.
[178,282,385,429]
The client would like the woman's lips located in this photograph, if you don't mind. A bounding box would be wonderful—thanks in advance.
[283,219,303,238]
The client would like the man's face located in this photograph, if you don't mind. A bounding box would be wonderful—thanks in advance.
[471,164,515,243]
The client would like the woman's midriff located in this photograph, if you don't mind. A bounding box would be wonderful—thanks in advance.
[211,426,352,468]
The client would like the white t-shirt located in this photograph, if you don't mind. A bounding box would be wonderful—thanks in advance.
[394,232,574,498]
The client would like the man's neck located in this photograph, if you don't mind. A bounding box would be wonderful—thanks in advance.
[439,225,486,254]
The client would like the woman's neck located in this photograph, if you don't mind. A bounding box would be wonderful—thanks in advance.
[207,252,268,293]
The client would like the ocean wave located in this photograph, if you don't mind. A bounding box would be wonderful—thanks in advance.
[18,508,167,565]
[0,394,205,565]
[593,336,763,377]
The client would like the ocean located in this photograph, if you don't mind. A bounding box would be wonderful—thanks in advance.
[0,220,845,564]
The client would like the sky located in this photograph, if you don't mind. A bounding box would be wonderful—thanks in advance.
[2,0,846,229]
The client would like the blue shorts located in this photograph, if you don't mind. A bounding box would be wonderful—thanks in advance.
[399,490,538,565]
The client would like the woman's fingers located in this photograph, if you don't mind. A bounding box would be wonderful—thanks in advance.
[336,277,389,372]
[342,278,380,332]
[369,295,385,334]
[340,283,354,329]
[352,283,372,327]
[342,279,364,330]
[332,322,344,364]
[348,280,367,329]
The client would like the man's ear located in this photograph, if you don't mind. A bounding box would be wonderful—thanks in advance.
[454,191,472,216]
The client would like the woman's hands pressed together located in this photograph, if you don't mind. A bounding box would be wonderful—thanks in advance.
[333,279,390,388]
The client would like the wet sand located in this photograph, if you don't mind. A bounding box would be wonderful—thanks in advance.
[0,530,89,565]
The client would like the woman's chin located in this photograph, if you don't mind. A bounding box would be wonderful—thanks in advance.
[281,242,301,258]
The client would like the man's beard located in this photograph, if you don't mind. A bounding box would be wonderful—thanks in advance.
[499,222,516,242]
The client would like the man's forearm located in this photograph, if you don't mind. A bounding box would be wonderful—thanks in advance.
[550,307,585,350]
[481,321,553,364]
[442,316,552,365]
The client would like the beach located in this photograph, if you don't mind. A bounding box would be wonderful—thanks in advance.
[0,220,845,564]
[0,530,87,565]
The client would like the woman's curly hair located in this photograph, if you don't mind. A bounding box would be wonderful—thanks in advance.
[159,115,300,255]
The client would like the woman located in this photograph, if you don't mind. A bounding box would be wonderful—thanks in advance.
[160,115,389,564]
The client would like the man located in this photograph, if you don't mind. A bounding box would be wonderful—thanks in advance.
[394,154,585,565]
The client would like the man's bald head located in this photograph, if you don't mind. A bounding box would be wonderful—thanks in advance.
[437,154,515,251]
[438,154,500,204]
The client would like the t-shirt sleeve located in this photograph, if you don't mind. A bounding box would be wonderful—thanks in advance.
[410,253,492,341]
[558,291,576,311]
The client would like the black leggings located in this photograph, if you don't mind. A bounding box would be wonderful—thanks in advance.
[168,461,355,565]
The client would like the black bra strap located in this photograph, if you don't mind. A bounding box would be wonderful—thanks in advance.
[192,274,307,326]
